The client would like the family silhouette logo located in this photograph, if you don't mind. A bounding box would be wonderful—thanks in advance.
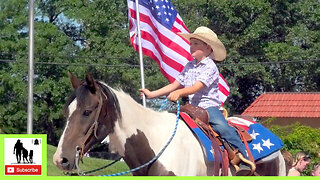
[4,137,44,176]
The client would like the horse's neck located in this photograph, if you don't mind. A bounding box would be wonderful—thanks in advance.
[108,90,174,157]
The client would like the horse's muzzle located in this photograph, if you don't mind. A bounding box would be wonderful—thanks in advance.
[61,157,71,169]
[53,155,74,171]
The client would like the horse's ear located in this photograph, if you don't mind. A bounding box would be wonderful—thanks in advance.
[85,72,97,94]
[68,71,82,89]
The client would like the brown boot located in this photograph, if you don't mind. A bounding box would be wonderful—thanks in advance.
[235,153,256,176]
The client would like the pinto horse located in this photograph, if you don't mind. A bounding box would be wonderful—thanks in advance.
[53,73,286,176]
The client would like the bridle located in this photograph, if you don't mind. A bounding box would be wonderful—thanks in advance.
[78,87,106,162]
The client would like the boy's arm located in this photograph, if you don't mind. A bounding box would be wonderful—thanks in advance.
[140,80,182,99]
[168,81,205,101]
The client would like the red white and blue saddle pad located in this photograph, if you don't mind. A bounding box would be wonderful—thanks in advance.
[180,112,215,162]
[180,113,284,162]
[227,117,283,161]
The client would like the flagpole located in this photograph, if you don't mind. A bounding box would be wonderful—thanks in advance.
[27,0,35,134]
[135,0,146,107]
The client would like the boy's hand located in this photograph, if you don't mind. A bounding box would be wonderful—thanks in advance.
[139,89,153,99]
[168,90,181,102]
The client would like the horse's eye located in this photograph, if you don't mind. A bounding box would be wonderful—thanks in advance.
[83,110,92,116]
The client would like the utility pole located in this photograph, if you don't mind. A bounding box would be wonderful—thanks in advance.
[27,0,35,134]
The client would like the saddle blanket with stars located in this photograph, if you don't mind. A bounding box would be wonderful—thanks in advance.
[227,116,284,161]
[180,112,283,162]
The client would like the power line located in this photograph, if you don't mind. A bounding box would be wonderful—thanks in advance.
[0,58,319,67]
[1,52,320,63]
[219,58,320,67]
[0,59,153,68]
[0,52,135,61]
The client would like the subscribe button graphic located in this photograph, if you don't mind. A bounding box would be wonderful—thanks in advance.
[3,136,45,176]
[5,165,42,175]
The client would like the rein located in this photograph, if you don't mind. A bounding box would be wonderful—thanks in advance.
[100,98,180,176]
[74,97,180,176]
[79,90,104,161]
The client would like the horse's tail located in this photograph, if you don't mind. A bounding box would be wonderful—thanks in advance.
[281,150,293,175]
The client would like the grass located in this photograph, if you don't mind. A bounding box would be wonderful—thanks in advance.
[47,144,131,176]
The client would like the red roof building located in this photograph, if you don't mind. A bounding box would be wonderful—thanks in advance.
[241,92,320,128]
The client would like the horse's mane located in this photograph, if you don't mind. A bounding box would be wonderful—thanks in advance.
[96,81,122,121]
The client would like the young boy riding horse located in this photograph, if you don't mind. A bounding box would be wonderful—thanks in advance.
[140,26,255,176]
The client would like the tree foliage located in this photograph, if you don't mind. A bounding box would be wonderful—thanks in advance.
[0,0,319,149]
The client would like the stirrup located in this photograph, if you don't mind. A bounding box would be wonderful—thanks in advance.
[234,153,256,176]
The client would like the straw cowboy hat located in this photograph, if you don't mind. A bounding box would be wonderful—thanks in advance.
[178,26,226,61]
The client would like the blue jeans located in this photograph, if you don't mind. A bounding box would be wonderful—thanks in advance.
[206,107,248,158]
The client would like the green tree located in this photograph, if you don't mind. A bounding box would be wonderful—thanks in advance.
[0,0,30,133]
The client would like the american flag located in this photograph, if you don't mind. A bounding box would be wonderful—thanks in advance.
[128,0,230,105]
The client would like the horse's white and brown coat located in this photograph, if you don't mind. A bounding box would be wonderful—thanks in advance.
[53,73,286,176]
[108,87,210,175]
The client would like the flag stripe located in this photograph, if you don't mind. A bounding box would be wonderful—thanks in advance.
[227,117,256,130]
[218,84,229,97]
[130,30,184,77]
[130,35,181,79]
[219,73,230,92]
[175,15,189,33]
[140,29,185,70]
[141,48,176,82]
